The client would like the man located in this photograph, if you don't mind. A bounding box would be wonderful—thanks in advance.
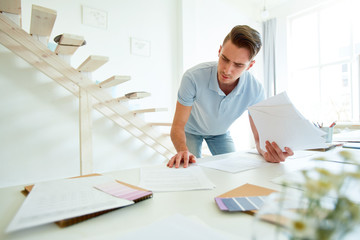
[167,25,293,168]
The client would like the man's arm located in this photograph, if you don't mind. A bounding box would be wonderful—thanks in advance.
[167,101,196,168]
[249,115,293,163]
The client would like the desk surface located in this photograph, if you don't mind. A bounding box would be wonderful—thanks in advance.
[0,150,351,239]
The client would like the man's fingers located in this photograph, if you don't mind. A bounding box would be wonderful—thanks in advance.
[183,151,189,168]
[175,153,182,168]
[189,155,196,163]
[265,141,278,162]
[167,156,176,168]
[167,151,196,168]
[284,147,294,157]
[271,142,285,161]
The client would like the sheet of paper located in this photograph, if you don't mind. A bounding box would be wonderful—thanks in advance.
[139,165,215,192]
[198,153,271,173]
[118,214,233,240]
[7,176,133,233]
[248,92,327,151]
[246,148,318,159]
[333,129,360,142]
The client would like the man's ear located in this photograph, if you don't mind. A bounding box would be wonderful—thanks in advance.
[218,45,222,57]
[246,60,256,70]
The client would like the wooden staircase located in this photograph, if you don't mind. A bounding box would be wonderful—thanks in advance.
[0,2,175,174]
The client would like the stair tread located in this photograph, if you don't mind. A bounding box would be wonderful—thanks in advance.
[99,75,131,88]
[0,0,21,15]
[30,5,57,36]
[132,108,167,114]
[77,55,109,72]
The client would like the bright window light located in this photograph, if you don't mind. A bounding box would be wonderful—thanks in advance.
[287,0,360,124]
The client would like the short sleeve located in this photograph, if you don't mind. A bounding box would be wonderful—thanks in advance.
[177,71,197,106]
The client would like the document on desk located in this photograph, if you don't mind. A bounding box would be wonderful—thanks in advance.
[333,130,360,142]
[139,165,215,192]
[248,92,327,151]
[198,152,271,173]
[6,176,133,233]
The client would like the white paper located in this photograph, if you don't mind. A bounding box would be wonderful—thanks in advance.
[198,153,271,173]
[333,129,360,142]
[7,176,134,232]
[248,92,327,151]
[118,214,233,240]
[139,165,215,192]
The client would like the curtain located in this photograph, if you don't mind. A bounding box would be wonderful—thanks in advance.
[262,18,277,98]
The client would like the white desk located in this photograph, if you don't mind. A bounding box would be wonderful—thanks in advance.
[0,151,339,239]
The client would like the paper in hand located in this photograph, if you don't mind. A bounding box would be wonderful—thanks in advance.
[248,92,327,151]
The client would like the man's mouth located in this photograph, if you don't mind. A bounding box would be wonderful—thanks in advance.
[221,73,230,80]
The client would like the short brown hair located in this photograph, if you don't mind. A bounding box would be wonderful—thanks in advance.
[222,25,262,60]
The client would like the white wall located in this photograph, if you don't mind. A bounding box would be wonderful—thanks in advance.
[0,0,262,188]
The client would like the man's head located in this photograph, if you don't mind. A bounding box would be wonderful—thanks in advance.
[222,25,262,61]
[217,25,262,93]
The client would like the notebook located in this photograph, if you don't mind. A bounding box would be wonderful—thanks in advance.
[22,173,153,228]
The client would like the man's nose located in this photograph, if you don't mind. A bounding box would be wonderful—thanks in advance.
[223,62,232,74]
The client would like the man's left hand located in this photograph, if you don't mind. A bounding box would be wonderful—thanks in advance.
[263,141,293,163]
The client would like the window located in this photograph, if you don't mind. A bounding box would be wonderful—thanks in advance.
[287,0,360,124]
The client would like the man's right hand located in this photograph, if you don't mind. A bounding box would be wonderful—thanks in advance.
[167,151,196,168]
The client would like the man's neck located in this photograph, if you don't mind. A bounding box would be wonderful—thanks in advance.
[218,79,239,95]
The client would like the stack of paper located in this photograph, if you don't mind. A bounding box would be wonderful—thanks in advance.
[248,92,327,151]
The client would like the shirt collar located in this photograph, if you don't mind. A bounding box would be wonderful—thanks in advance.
[209,63,247,97]
[209,63,226,96]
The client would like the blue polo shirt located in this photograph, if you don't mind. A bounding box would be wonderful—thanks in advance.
[178,61,265,136]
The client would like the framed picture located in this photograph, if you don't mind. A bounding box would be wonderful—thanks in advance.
[130,38,151,57]
[82,5,107,29]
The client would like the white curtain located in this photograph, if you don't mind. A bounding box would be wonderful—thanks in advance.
[262,18,277,98]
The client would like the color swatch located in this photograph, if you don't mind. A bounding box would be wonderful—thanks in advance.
[215,196,267,212]
[95,181,151,201]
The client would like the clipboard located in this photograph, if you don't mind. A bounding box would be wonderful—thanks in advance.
[21,173,153,228]
[215,183,276,214]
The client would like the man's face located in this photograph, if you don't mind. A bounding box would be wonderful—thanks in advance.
[217,40,255,86]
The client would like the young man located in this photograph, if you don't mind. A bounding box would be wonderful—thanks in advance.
[167,25,293,168]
